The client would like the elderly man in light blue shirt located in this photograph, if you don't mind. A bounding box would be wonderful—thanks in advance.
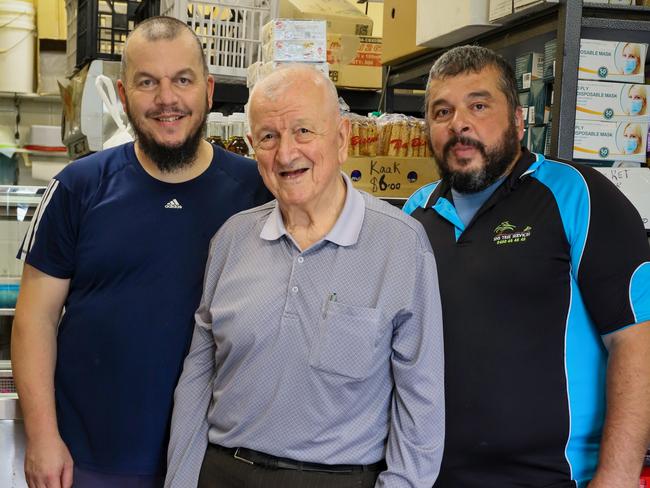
[165,64,445,488]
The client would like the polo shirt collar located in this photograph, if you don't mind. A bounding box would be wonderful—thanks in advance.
[424,148,540,209]
[260,172,365,247]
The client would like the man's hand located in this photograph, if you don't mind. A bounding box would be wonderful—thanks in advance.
[24,433,73,488]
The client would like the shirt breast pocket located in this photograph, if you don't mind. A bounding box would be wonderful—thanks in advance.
[309,300,381,381]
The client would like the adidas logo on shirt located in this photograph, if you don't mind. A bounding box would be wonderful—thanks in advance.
[165,199,183,209]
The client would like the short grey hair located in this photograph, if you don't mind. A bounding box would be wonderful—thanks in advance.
[424,45,520,121]
[121,16,208,80]
[247,63,340,126]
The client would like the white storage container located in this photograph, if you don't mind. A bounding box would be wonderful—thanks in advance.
[416,0,498,48]
[160,0,279,83]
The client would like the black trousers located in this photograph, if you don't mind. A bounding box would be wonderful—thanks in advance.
[198,444,382,488]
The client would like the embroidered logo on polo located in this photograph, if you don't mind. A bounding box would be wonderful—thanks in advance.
[493,221,532,245]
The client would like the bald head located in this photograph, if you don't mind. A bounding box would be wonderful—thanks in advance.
[248,64,340,124]
[121,16,208,81]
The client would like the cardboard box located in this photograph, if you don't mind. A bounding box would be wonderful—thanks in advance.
[36,0,66,40]
[576,80,649,122]
[382,0,429,65]
[514,0,559,11]
[528,79,550,125]
[515,52,544,90]
[595,168,650,229]
[573,120,649,163]
[416,0,498,48]
[342,156,440,199]
[544,38,557,79]
[279,0,373,36]
[327,34,382,89]
[489,0,513,22]
[579,39,648,84]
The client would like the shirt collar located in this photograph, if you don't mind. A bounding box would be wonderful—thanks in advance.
[260,172,365,247]
[425,148,540,208]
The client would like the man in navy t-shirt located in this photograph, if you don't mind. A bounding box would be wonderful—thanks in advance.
[12,16,270,488]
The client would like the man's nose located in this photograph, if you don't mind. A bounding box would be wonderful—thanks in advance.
[275,134,298,164]
[155,78,179,106]
[449,108,471,136]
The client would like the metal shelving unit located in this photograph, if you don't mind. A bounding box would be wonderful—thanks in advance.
[381,0,650,160]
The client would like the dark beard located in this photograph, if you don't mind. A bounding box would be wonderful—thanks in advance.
[126,101,208,174]
[434,121,520,193]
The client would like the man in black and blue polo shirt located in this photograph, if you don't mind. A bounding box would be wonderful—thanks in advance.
[404,45,650,488]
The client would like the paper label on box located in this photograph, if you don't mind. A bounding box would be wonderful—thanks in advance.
[576,80,650,122]
[579,39,648,83]
[263,39,327,62]
[573,120,648,162]
[262,19,327,42]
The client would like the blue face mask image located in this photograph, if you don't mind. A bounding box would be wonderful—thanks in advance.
[625,137,639,154]
[629,98,644,115]
[623,58,638,75]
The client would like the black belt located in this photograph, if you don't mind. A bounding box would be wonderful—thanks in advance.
[210,444,386,473]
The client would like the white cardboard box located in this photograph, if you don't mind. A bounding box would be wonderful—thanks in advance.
[579,39,648,83]
[489,0,512,22]
[416,0,499,48]
[574,120,649,163]
[576,80,649,122]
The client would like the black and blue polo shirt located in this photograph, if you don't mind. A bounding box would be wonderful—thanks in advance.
[404,149,650,487]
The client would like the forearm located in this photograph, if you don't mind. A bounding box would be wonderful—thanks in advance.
[11,264,69,443]
[12,308,60,441]
[592,323,650,487]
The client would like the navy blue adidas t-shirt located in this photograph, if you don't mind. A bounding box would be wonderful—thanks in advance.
[18,142,271,475]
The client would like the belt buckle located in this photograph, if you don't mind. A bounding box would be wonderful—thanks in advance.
[233,447,254,465]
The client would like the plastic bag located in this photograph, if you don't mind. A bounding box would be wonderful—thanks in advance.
[95,75,133,149]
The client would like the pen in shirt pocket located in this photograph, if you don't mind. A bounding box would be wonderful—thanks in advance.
[322,292,337,318]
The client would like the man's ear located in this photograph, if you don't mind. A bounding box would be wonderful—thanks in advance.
[117,79,127,109]
[206,74,215,110]
[337,116,351,165]
[514,106,525,142]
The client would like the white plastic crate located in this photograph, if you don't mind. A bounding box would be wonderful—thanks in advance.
[160,0,278,83]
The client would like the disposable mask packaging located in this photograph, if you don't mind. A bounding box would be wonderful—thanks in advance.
[576,80,649,121]
[573,120,648,163]
[579,39,647,83]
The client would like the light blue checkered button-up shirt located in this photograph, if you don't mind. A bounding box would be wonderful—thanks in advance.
[165,174,445,488]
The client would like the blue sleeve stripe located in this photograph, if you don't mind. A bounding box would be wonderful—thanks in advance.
[630,262,650,323]
[532,161,591,277]
[403,181,440,215]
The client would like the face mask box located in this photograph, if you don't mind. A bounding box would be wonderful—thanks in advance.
[515,51,544,90]
[579,39,647,83]
[576,80,649,121]
[573,120,648,163]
